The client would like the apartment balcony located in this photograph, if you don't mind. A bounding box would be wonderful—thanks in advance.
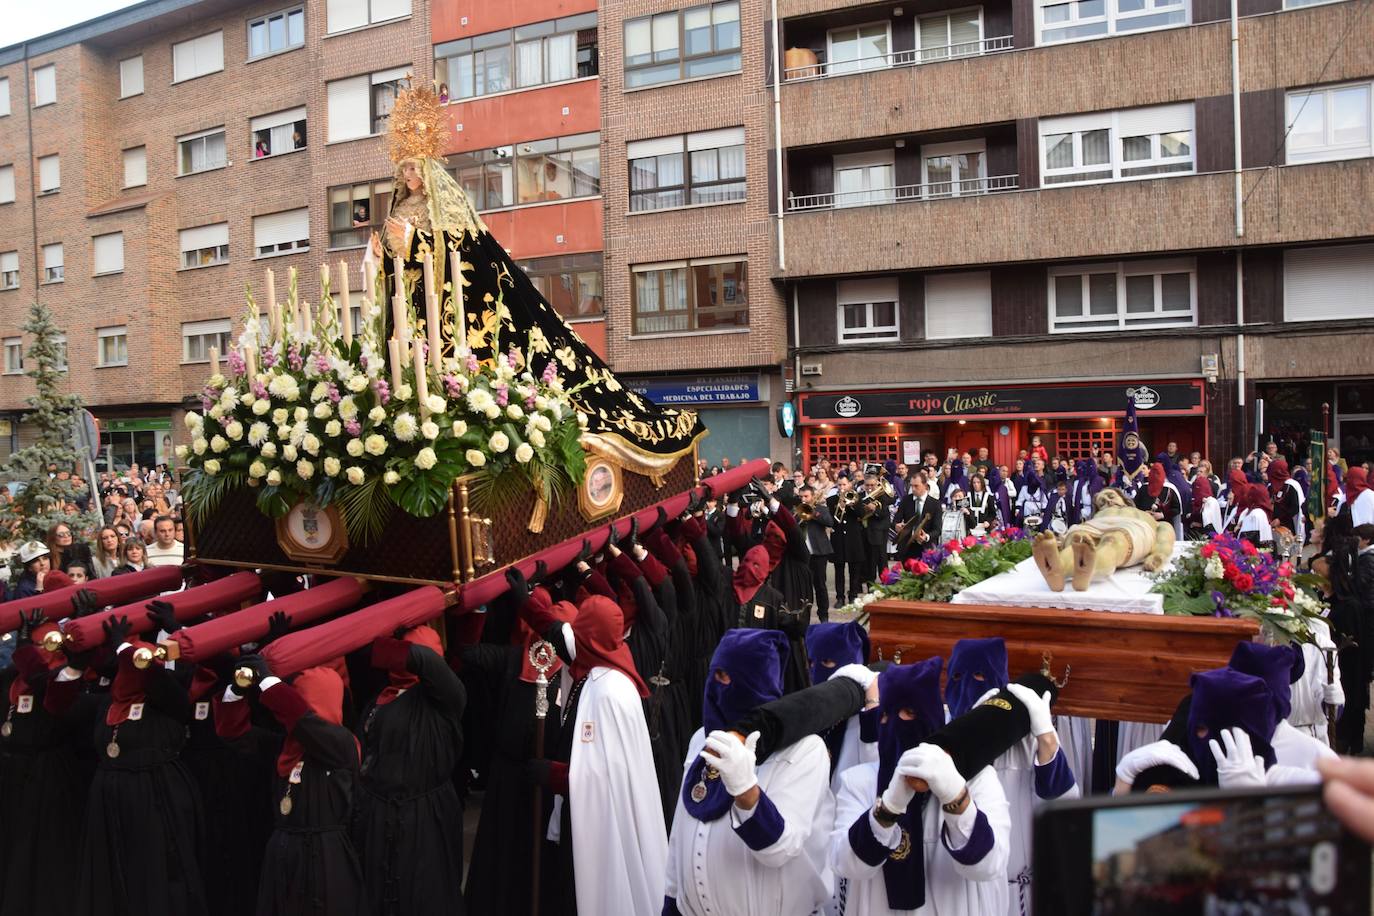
[781,34,1014,82]
[774,159,1374,278]
[788,174,1018,211]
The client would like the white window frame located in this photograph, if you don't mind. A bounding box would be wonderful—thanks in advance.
[826,21,893,75]
[182,318,233,363]
[916,7,984,61]
[1048,258,1197,333]
[93,232,125,276]
[32,65,56,107]
[2,337,22,375]
[38,154,60,193]
[119,56,144,98]
[123,146,147,188]
[925,271,993,340]
[0,164,13,204]
[1040,104,1194,187]
[0,78,10,117]
[251,107,308,159]
[172,32,225,84]
[248,6,306,59]
[920,139,988,198]
[41,243,63,284]
[630,255,748,335]
[628,127,745,212]
[253,208,311,257]
[1285,81,1374,165]
[0,251,18,290]
[836,277,900,343]
[326,0,411,35]
[832,149,896,208]
[97,325,128,367]
[177,126,227,176]
[179,223,230,270]
[1035,0,1189,45]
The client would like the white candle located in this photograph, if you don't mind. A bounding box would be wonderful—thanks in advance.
[339,260,353,347]
[413,345,430,418]
[365,258,378,308]
[320,262,330,293]
[265,268,278,342]
[301,300,313,338]
[423,252,441,372]
[388,339,403,393]
[208,346,220,378]
[449,251,467,357]
[244,343,256,380]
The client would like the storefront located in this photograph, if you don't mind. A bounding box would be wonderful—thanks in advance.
[1256,378,1374,468]
[624,372,773,466]
[797,380,1207,469]
[97,415,175,471]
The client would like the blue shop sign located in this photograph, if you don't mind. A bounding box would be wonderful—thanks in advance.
[629,374,761,406]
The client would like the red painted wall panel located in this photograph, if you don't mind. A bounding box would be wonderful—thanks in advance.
[444,79,600,153]
[480,198,603,262]
[433,0,597,43]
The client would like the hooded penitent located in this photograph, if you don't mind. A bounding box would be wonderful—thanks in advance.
[1227,641,1305,721]
[804,621,870,687]
[1267,458,1293,505]
[1191,475,1214,514]
[376,624,444,705]
[1147,462,1166,499]
[106,639,157,726]
[570,595,649,697]
[1186,667,1279,785]
[733,545,771,605]
[762,521,787,571]
[277,665,349,777]
[1070,459,1104,523]
[685,628,791,822]
[1346,466,1369,503]
[987,465,1014,527]
[874,657,946,911]
[946,461,968,497]
[1155,452,1191,506]
[945,637,1010,720]
[1236,482,1272,518]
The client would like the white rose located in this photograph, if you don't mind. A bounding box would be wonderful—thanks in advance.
[303,434,321,456]
[210,435,229,453]
[261,442,278,459]
[383,470,401,485]
[282,444,298,462]
[451,420,468,437]
[395,384,413,402]
[529,429,545,449]
[325,420,342,437]
[421,420,440,440]
[297,460,315,480]
[347,374,369,393]
[369,406,386,423]
[313,402,332,420]
[346,438,365,457]
[174,444,189,459]
[272,408,289,426]
[266,469,282,486]
[535,415,552,432]
[338,397,358,420]
[225,420,244,441]
[485,406,500,420]
[208,373,227,389]
[425,395,447,415]
[534,396,548,411]
[208,405,225,420]
[393,413,418,442]
[184,411,203,430]
[414,447,438,470]
[252,399,271,416]
[364,434,388,456]
[240,392,256,406]
[465,449,486,468]
[506,404,524,420]
[489,431,510,453]
[249,460,267,479]
[323,457,341,477]
[192,438,208,456]
[294,407,309,423]
[346,466,365,485]
[514,443,534,464]
[204,459,222,475]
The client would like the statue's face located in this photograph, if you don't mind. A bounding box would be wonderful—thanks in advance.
[401,160,423,192]
[1095,488,1130,511]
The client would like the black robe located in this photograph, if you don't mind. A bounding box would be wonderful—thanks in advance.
[686,529,733,728]
[76,667,208,916]
[353,644,467,916]
[736,581,809,693]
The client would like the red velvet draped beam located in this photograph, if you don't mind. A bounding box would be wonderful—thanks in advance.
[168,576,365,663]
[0,565,184,633]
[262,585,447,678]
[63,571,263,651]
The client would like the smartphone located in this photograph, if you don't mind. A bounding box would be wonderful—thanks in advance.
[1034,785,1371,916]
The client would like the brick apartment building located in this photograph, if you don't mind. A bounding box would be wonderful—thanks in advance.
[0,0,430,468]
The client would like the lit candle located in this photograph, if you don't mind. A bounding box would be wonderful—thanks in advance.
[413,344,430,419]
[387,338,403,393]
[208,346,220,378]
[339,261,353,347]
[265,268,278,342]
[449,250,467,357]
[423,251,441,372]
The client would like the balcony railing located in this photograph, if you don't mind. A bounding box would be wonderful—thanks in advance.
[786,174,1019,212]
[783,35,1014,81]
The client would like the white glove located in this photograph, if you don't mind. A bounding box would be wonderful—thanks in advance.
[832,663,877,691]
[1324,678,1346,706]
[881,749,921,815]
[726,503,740,518]
[1208,728,1267,789]
[896,743,966,806]
[769,498,781,515]
[1116,740,1199,785]
[1006,683,1055,738]
[703,729,760,797]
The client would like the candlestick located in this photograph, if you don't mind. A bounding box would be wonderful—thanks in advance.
[208,346,220,378]
[449,250,467,357]
[388,339,403,393]
[423,252,441,372]
[413,344,430,419]
[339,260,353,347]
[265,268,278,342]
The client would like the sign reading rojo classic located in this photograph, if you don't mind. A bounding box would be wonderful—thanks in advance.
[798,381,1205,423]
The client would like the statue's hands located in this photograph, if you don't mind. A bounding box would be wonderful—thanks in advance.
[383,217,409,254]
[368,232,383,258]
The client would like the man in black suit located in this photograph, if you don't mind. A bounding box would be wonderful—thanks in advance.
[827,476,864,605]
[896,475,942,559]
[797,485,836,621]
[858,471,893,587]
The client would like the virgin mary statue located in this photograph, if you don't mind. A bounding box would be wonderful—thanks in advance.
[368,81,704,475]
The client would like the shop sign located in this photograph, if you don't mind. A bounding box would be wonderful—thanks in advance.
[627,373,761,405]
[777,401,796,438]
[101,417,173,433]
[800,381,1204,423]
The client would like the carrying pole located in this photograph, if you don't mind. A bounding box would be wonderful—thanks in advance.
[528,640,556,916]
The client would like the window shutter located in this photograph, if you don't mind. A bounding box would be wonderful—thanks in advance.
[198,33,225,74]
[0,78,9,117]
[93,233,124,274]
[627,136,684,159]
[251,106,307,132]
[327,0,369,32]
[180,223,229,253]
[33,65,55,106]
[925,271,992,340]
[327,76,371,141]
[254,209,310,250]
[123,147,147,187]
[836,277,898,305]
[43,244,63,269]
[1,252,18,272]
[371,66,411,85]
[687,127,745,151]
[38,155,59,191]
[371,0,411,23]
[1284,244,1374,321]
[0,165,13,203]
[1115,102,1193,138]
[119,56,144,97]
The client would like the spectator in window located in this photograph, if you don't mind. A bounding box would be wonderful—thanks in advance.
[437,83,449,103]
[292,127,305,150]
[113,537,147,575]
[145,515,184,568]
[91,526,122,579]
[352,202,371,228]
[255,139,269,158]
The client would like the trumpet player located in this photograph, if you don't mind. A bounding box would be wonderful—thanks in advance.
[829,478,866,606]
[859,471,894,586]
[797,486,836,622]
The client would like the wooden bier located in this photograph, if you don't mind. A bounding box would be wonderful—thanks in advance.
[866,600,1259,724]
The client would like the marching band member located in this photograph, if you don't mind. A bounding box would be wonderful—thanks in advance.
[966,476,996,534]
[896,476,941,560]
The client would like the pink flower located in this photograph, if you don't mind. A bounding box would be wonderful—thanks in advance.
[345,419,361,436]
[944,539,962,553]
[961,535,977,548]
[913,560,931,576]
[1241,540,1258,557]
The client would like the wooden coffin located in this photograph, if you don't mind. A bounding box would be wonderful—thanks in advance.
[866,599,1260,724]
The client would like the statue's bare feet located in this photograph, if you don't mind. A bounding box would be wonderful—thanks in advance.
[1071,538,1097,591]
[1142,553,1166,572]
[1033,532,1065,592]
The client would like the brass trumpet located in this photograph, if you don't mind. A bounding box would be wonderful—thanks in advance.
[132,645,169,670]
[837,490,859,521]
[796,501,816,522]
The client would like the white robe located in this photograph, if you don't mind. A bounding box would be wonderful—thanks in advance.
[830,715,878,796]
[1352,488,1374,528]
[1053,715,1094,801]
[665,731,834,916]
[829,762,1010,916]
[1281,478,1307,544]
[1199,496,1224,535]
[1238,508,1272,543]
[1289,623,1344,745]
[566,667,668,916]
[991,736,1081,916]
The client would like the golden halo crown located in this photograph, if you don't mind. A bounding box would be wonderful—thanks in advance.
[387,79,447,165]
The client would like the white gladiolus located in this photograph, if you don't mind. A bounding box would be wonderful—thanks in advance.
[384,470,401,485]
[364,434,388,456]
[393,413,418,441]
[267,469,282,486]
[297,460,315,480]
[465,449,486,468]
[323,457,341,477]
[414,447,438,470]
[313,402,332,420]
[252,398,271,416]
[489,431,510,453]
[248,422,270,446]
[225,420,244,441]
[204,459,222,475]
[369,406,386,423]
[210,435,229,453]
[249,460,267,479]
[192,438,208,456]
[282,445,298,462]
[346,438,365,457]
[1204,556,1225,580]
[261,442,278,458]
[303,434,322,456]
[346,466,365,485]
[514,443,534,464]
[325,420,342,437]
[451,420,467,437]
[425,395,446,415]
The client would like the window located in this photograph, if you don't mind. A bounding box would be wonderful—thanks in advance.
[328,178,393,247]
[925,271,992,340]
[1286,82,1373,165]
[254,208,310,257]
[921,140,987,197]
[827,23,891,74]
[38,154,60,193]
[0,252,17,290]
[833,150,895,208]
[1049,258,1196,332]
[252,107,308,158]
[97,326,128,367]
[177,127,227,175]
[172,32,224,83]
[93,232,124,275]
[182,318,233,363]
[3,337,21,374]
[0,78,9,117]
[1284,244,1374,321]
[119,56,144,98]
[836,277,899,343]
[624,2,740,88]
[326,67,409,142]
[918,9,982,60]
[123,146,147,188]
[1040,103,1193,186]
[32,65,56,107]
[179,223,229,269]
[451,132,600,210]
[249,7,305,58]
[629,127,744,211]
[326,0,410,34]
[517,253,604,319]
[631,257,747,334]
[0,165,12,203]
[1038,0,1186,43]
[436,13,597,100]
[41,243,63,283]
